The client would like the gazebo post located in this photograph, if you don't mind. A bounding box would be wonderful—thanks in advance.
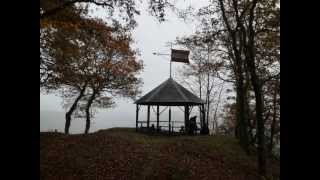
[136,104,139,132]
[171,121,174,132]
[199,105,203,129]
[169,106,171,134]
[202,104,206,128]
[156,105,160,132]
[185,105,190,134]
[147,105,150,129]
[200,104,208,134]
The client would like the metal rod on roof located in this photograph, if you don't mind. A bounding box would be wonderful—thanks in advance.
[170,59,172,78]
[168,43,173,134]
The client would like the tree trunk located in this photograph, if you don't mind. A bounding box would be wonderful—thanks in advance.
[246,97,255,145]
[246,32,266,177]
[219,0,265,175]
[246,0,266,175]
[206,70,210,131]
[65,83,87,134]
[250,75,266,176]
[268,82,278,153]
[218,1,249,150]
[206,47,211,131]
[235,74,249,153]
[213,83,224,134]
[84,89,97,134]
[233,47,249,152]
[248,116,256,145]
[199,75,202,128]
[244,64,255,145]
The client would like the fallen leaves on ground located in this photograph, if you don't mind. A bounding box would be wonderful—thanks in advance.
[40,128,279,180]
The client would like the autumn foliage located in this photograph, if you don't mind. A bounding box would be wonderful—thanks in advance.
[40,0,143,134]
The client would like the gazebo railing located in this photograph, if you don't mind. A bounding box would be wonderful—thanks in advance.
[137,120,201,134]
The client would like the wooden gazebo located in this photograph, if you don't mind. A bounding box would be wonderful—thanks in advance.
[134,77,209,135]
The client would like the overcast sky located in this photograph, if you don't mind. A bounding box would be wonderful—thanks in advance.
[40,0,210,134]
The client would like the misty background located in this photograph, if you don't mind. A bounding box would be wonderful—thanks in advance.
[40,1,210,134]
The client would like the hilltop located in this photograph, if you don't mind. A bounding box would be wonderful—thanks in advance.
[40,128,279,180]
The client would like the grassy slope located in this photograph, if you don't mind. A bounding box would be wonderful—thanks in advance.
[40,128,279,180]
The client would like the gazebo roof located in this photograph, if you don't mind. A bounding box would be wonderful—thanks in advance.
[135,78,205,106]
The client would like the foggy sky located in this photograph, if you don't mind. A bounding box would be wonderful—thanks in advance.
[40,0,210,134]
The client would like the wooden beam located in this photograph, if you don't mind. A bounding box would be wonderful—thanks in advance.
[172,121,174,132]
[136,104,139,132]
[147,105,150,128]
[169,107,171,134]
[157,105,160,132]
[185,105,190,134]
[199,105,203,129]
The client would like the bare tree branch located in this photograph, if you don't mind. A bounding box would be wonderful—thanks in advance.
[40,0,114,19]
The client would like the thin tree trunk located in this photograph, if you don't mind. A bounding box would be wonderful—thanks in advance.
[246,99,255,145]
[248,117,255,145]
[206,71,210,130]
[213,83,224,134]
[244,64,255,145]
[206,47,211,131]
[84,89,97,134]
[269,82,278,153]
[250,75,266,176]
[199,75,202,127]
[65,83,87,134]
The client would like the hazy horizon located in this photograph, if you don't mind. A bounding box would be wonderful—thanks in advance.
[40,0,212,134]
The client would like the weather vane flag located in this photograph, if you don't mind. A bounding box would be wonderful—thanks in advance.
[171,49,190,64]
[153,45,190,78]
[169,49,190,78]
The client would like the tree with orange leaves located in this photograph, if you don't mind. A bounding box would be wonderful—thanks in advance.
[73,20,143,134]
[41,5,143,134]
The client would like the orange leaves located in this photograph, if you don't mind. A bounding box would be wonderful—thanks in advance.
[40,19,80,30]
[41,1,143,106]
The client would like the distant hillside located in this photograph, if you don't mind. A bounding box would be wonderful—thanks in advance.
[40,128,279,180]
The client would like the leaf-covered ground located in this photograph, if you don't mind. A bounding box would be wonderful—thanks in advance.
[40,128,279,180]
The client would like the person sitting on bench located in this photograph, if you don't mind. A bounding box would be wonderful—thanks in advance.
[151,124,155,131]
[189,116,197,135]
[180,126,185,133]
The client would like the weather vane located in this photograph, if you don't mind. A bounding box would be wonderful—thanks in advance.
[152,42,190,78]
